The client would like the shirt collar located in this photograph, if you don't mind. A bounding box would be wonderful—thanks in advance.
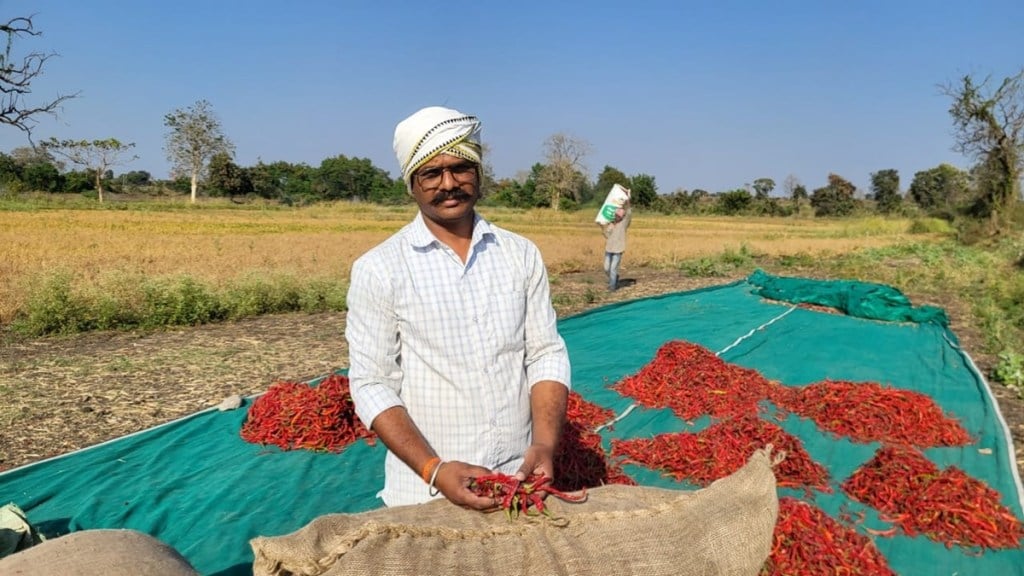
[409,211,494,249]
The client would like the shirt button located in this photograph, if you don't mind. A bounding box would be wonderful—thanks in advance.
[490,419,497,427]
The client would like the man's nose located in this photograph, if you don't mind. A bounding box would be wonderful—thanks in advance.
[438,167,458,189]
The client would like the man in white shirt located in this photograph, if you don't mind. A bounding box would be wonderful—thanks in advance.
[346,106,572,509]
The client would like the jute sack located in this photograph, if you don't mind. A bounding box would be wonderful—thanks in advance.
[0,529,199,576]
[251,448,780,576]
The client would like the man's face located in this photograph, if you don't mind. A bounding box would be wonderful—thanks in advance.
[410,154,480,225]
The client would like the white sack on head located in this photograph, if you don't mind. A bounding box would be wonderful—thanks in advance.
[393,106,482,190]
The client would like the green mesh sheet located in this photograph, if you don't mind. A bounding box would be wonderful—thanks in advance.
[2,272,1022,575]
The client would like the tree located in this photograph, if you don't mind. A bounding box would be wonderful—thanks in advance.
[478,142,498,198]
[0,151,20,184]
[2,145,62,192]
[0,16,78,142]
[121,170,151,186]
[941,69,1024,228]
[629,173,658,207]
[164,100,234,203]
[810,173,858,216]
[247,160,313,203]
[594,165,630,203]
[792,184,809,202]
[490,164,545,208]
[536,133,590,210]
[782,174,801,198]
[10,144,60,169]
[42,138,137,202]
[314,154,392,201]
[207,152,252,199]
[870,169,902,214]
[20,160,61,192]
[716,189,753,215]
[908,163,970,211]
[751,178,775,199]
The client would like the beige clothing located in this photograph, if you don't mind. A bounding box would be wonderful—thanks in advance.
[603,208,631,253]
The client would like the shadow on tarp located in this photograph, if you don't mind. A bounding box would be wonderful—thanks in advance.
[211,562,254,576]
[1,272,1022,575]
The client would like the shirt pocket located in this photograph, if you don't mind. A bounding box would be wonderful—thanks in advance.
[486,290,526,352]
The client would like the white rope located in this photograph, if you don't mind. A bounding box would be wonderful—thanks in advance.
[941,331,1024,507]
[716,305,797,357]
[593,403,637,433]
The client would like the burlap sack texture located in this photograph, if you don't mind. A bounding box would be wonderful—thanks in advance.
[252,447,781,576]
[0,529,199,576]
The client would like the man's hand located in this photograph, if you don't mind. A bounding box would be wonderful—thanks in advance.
[433,460,500,511]
[515,443,556,483]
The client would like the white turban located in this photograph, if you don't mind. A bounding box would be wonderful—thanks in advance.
[393,106,482,190]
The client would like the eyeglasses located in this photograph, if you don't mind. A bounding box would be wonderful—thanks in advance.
[413,162,478,190]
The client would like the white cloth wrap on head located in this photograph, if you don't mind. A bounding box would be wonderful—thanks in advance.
[393,106,482,190]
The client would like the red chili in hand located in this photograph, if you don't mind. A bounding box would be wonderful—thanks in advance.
[469,472,587,519]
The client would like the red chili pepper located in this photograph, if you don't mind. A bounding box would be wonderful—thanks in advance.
[769,379,973,448]
[611,414,831,492]
[842,445,1024,550]
[240,374,376,453]
[612,341,774,423]
[760,498,896,576]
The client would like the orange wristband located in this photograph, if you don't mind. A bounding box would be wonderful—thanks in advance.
[420,456,441,484]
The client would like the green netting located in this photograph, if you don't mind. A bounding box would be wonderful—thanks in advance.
[2,272,1022,575]
[747,268,951,326]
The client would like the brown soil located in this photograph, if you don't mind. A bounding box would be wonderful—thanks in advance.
[1,267,1022,481]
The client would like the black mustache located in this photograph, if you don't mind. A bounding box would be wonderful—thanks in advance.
[430,189,475,205]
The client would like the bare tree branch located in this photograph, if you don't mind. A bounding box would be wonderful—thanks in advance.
[538,133,591,209]
[0,15,80,143]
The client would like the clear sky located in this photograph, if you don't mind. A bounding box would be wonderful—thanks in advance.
[1,0,1021,195]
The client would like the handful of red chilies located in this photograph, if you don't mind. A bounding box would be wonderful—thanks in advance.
[468,472,587,518]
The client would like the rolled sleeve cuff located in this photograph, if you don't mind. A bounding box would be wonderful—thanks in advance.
[526,356,572,391]
[352,383,405,430]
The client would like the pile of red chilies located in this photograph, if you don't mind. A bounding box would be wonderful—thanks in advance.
[468,472,587,519]
[240,373,376,452]
[610,414,831,492]
[612,340,773,422]
[760,498,896,575]
[554,392,636,491]
[770,379,973,447]
[841,444,1024,550]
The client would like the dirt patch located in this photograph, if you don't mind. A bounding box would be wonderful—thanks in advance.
[1,267,1022,482]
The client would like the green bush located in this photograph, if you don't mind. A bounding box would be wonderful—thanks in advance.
[297,278,348,313]
[994,350,1024,397]
[908,217,954,235]
[775,252,816,268]
[679,257,729,277]
[8,269,352,337]
[222,274,300,318]
[11,271,91,336]
[142,276,225,327]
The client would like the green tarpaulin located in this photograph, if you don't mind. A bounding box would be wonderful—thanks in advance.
[2,272,1022,575]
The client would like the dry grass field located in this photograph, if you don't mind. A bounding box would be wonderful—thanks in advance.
[0,202,920,324]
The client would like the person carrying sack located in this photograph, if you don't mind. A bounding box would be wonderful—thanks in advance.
[601,189,632,292]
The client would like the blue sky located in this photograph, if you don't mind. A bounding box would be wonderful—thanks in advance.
[1,0,1021,194]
